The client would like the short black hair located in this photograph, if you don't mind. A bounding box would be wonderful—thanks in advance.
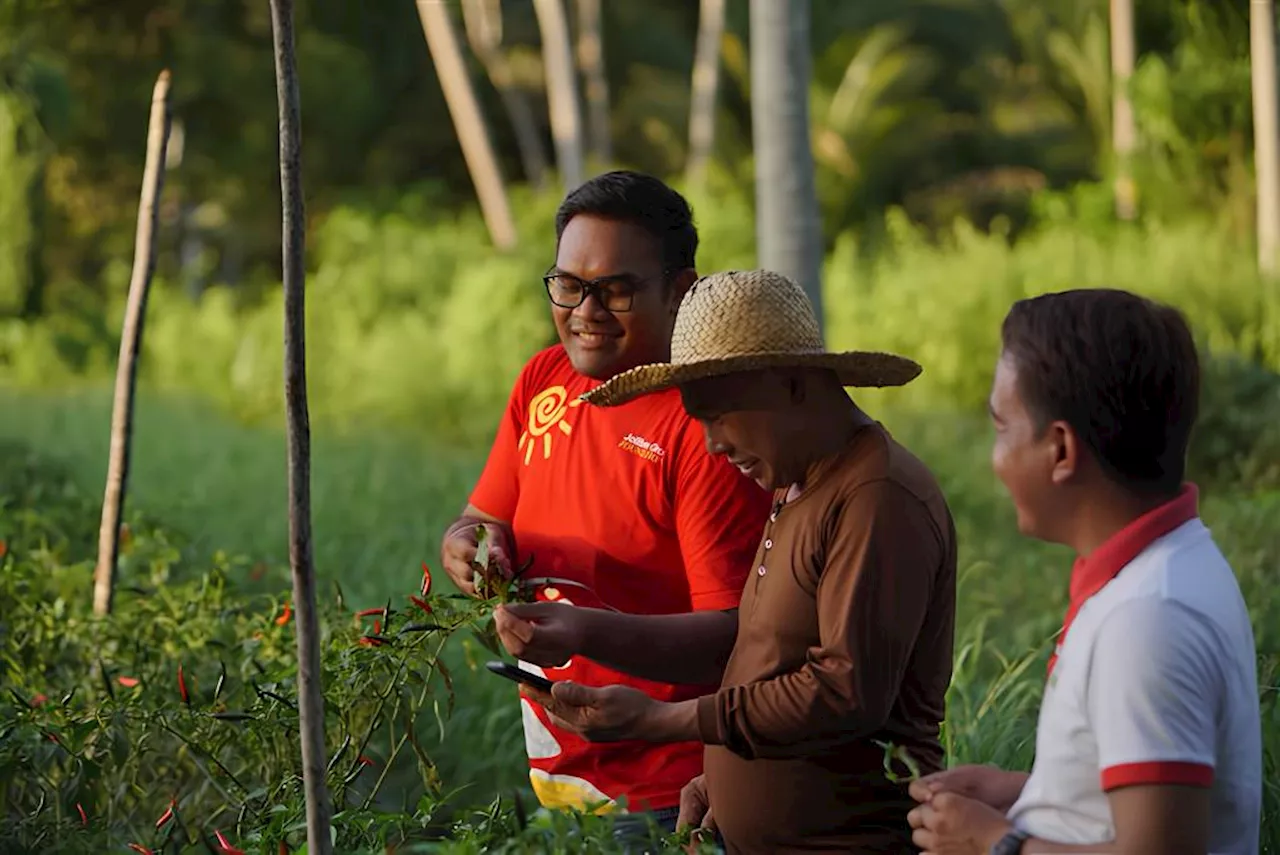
[554,170,698,272]
[1000,288,1201,496]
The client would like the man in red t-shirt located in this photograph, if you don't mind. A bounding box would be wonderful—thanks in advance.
[438,171,770,830]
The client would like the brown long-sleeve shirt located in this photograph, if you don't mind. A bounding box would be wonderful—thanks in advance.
[698,423,957,853]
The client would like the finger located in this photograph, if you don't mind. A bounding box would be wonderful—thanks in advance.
[500,601,556,620]
[442,557,478,596]
[677,787,707,831]
[446,571,476,597]
[908,778,934,803]
[521,686,554,708]
[547,711,580,733]
[911,828,936,852]
[444,534,478,557]
[549,680,594,707]
[701,807,715,832]
[493,607,535,643]
[488,544,513,575]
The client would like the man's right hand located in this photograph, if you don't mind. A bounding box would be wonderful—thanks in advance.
[440,520,513,597]
[493,601,588,668]
[676,774,716,852]
[909,764,1028,814]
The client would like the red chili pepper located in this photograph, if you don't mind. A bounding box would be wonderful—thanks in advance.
[409,595,432,614]
[0,540,7,558]
[279,843,288,855]
[45,731,59,744]
[357,637,387,647]
[355,607,384,618]
[275,601,292,626]
[155,804,174,828]
[31,693,48,707]
[117,676,140,688]
[358,754,375,766]
[76,802,87,827]
[373,619,382,635]
[178,665,189,707]
[215,829,246,855]
[421,562,432,596]
[127,845,152,855]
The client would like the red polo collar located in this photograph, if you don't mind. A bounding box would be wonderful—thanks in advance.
[1046,483,1200,677]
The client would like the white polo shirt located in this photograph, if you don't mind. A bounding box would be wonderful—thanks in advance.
[1007,485,1262,854]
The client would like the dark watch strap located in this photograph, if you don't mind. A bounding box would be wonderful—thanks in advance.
[989,828,1030,855]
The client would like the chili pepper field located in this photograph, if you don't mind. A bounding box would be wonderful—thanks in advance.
[0,386,1277,853]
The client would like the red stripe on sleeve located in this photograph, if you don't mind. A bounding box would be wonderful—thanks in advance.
[1101,761,1214,791]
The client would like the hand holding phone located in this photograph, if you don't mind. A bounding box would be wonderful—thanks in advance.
[486,660,554,693]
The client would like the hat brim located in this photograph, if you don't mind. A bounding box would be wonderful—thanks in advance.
[580,350,922,408]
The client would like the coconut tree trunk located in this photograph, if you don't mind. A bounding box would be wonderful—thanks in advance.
[416,0,518,250]
[267,2,334,853]
[687,0,726,189]
[460,0,549,189]
[749,0,824,336]
[533,0,585,191]
[1110,0,1138,221]
[93,69,172,617]
[575,0,611,167]
[1252,0,1280,275]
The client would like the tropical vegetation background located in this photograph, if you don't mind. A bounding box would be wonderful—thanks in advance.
[0,0,1277,852]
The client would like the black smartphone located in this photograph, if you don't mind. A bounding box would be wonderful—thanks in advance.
[485,660,554,693]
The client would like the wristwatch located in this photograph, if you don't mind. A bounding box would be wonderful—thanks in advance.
[989,828,1030,855]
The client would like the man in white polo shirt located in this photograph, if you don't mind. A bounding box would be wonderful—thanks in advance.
[906,288,1262,855]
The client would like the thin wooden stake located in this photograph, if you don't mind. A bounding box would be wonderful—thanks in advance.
[93,69,172,617]
[267,1,333,853]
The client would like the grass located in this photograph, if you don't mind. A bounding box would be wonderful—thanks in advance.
[1,382,1277,848]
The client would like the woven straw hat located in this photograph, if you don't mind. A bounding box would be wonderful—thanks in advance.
[580,268,922,408]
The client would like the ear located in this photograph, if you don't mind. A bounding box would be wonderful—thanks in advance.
[1047,420,1080,485]
[668,268,698,313]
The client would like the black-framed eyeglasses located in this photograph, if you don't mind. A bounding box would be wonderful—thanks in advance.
[542,268,669,313]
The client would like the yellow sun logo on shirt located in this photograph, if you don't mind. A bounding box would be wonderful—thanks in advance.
[519,386,583,465]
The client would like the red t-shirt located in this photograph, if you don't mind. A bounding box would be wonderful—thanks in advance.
[470,345,771,813]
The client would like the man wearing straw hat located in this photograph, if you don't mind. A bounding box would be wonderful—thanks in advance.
[508,269,959,853]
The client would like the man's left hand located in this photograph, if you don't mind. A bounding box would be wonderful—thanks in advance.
[907,787,1014,855]
[522,681,656,742]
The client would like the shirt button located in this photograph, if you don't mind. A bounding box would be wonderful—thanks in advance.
[757,565,766,577]
[764,538,773,549]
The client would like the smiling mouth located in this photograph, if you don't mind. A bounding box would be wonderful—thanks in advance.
[571,330,620,348]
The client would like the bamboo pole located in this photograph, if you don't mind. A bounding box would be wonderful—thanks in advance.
[93,69,172,616]
[1252,0,1280,276]
[267,1,333,853]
